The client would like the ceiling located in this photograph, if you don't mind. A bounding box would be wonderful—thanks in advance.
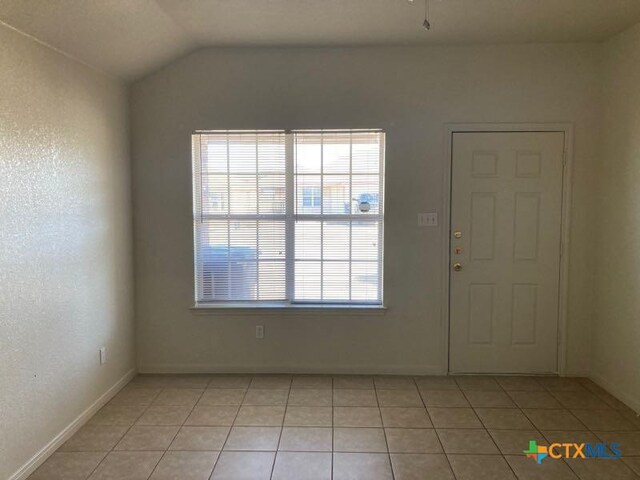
[2,0,640,81]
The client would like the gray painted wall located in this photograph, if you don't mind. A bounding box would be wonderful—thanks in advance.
[0,24,134,479]
[592,23,640,412]
[130,44,600,376]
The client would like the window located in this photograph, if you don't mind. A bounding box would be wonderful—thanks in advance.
[302,187,321,208]
[192,129,385,306]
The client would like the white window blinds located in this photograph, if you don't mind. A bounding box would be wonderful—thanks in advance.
[193,130,384,305]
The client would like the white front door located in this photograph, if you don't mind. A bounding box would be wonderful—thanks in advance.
[449,131,564,374]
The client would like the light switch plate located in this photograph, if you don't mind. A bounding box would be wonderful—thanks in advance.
[418,212,438,227]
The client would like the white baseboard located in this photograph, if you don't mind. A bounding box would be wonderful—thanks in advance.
[137,363,445,376]
[9,368,137,480]
[590,372,640,414]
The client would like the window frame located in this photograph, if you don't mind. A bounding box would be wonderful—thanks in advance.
[192,129,385,310]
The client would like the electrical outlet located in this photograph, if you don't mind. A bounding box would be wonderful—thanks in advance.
[255,325,264,339]
[99,347,107,365]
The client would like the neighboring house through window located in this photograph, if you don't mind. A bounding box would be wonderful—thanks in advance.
[302,187,321,208]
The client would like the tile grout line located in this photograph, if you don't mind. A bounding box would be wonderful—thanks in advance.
[421,378,457,479]
[268,376,292,480]
[331,376,334,480]
[207,377,251,480]
[373,377,396,480]
[453,377,524,478]
[469,379,535,479]
[84,381,164,480]
[146,383,207,480]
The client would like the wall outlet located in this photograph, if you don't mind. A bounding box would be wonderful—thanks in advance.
[255,325,264,339]
[418,212,438,227]
[99,347,107,365]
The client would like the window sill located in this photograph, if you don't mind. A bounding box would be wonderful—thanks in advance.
[190,303,387,316]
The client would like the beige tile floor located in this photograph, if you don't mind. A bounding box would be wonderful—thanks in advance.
[28,374,640,480]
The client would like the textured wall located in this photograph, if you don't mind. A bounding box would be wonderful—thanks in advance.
[0,24,134,479]
[131,44,600,376]
[592,22,640,411]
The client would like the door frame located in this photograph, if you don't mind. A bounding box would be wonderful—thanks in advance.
[441,123,574,376]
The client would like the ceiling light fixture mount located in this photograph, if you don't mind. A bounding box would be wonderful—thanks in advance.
[423,0,431,30]
[407,0,431,31]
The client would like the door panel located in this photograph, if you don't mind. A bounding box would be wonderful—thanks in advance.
[449,132,564,374]
[468,284,495,344]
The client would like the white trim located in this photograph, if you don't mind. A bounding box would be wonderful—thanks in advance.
[285,132,295,300]
[590,373,640,414]
[8,369,137,480]
[190,304,387,316]
[137,364,441,376]
[441,122,574,376]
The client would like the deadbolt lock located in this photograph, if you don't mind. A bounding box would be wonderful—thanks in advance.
[453,231,462,239]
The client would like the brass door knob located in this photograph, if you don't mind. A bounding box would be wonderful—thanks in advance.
[453,263,462,271]
[453,231,462,239]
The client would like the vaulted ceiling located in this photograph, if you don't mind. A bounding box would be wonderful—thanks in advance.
[2,0,640,81]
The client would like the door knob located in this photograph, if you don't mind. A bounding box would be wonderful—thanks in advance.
[453,231,462,239]
[453,263,462,271]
